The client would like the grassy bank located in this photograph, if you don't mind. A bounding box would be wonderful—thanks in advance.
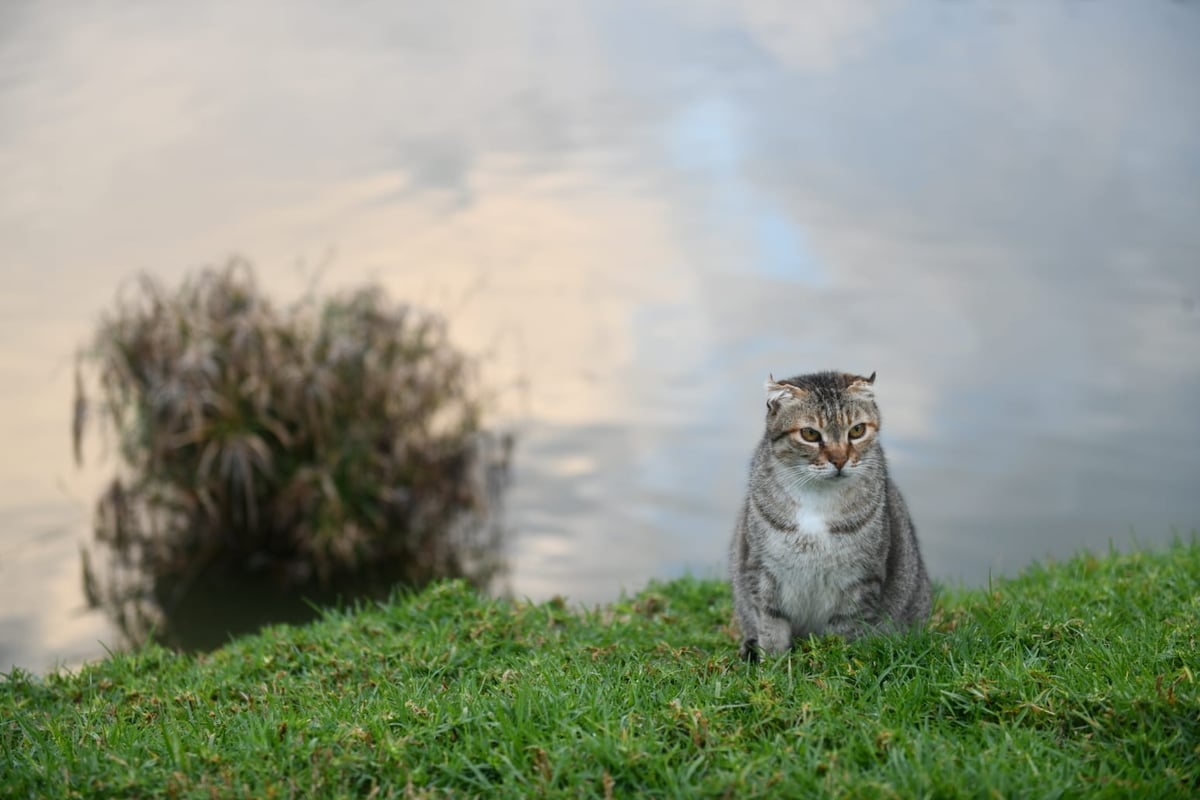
[3,540,1198,798]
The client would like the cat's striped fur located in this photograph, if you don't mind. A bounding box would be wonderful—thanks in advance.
[729,371,931,662]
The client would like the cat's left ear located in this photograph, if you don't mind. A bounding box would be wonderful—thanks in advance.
[847,371,876,397]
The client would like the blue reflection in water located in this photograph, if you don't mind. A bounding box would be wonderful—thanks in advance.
[670,97,826,285]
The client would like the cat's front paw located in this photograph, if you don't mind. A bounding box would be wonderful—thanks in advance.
[739,638,760,664]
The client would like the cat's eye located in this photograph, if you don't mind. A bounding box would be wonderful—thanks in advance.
[848,423,867,440]
[797,427,822,443]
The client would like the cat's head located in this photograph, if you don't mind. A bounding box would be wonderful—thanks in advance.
[763,370,882,485]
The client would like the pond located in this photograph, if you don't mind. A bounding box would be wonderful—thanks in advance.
[2,0,1198,672]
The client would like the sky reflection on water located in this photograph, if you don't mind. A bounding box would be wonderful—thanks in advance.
[1,0,1198,671]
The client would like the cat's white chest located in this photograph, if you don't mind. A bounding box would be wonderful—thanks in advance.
[763,496,855,635]
[794,503,832,541]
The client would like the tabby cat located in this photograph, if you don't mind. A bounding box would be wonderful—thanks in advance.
[729,371,931,661]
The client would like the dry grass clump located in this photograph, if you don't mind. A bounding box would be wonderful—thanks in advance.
[75,260,509,648]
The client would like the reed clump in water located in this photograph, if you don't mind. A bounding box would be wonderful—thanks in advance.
[75,260,509,649]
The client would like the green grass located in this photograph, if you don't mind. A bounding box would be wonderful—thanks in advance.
[3,540,1198,798]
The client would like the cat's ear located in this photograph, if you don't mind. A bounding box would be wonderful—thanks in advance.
[846,371,877,397]
[765,374,805,412]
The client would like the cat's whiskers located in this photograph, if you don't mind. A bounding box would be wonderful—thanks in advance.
[777,466,818,495]
[778,465,848,501]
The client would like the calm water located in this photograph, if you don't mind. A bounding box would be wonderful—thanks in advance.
[2,0,1198,672]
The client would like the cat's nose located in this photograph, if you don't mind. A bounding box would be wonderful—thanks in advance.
[829,451,849,471]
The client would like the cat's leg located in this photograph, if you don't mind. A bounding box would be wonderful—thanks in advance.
[738,608,791,661]
[827,575,883,640]
[738,635,760,663]
[749,571,792,656]
[757,606,793,655]
[732,576,762,662]
[735,581,791,662]
[735,606,761,663]
[732,519,768,662]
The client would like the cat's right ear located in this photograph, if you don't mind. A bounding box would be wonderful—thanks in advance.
[765,374,803,413]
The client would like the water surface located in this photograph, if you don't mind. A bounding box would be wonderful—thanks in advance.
[2,0,1198,671]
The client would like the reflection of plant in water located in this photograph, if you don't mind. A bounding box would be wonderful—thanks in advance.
[75,260,510,649]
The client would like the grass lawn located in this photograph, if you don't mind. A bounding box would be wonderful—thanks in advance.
[3,538,1198,798]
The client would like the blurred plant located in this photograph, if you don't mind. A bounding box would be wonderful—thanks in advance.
[75,259,510,648]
